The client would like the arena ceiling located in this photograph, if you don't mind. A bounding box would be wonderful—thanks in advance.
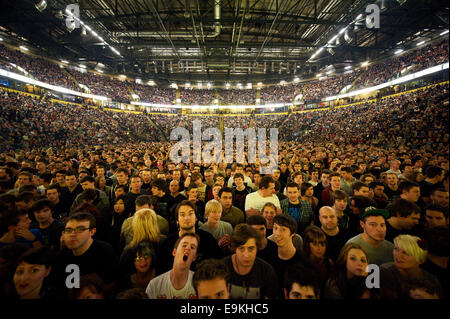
[0,0,448,86]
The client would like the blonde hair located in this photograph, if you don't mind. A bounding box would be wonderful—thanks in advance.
[394,235,427,264]
[128,208,160,248]
[205,199,222,218]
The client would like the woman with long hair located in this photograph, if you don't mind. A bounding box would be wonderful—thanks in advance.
[303,226,334,292]
[324,242,369,299]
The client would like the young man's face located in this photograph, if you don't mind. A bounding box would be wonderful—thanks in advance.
[425,210,448,228]
[34,207,52,225]
[187,188,198,200]
[431,190,449,207]
[311,171,319,181]
[80,181,95,190]
[234,177,244,188]
[17,175,31,188]
[116,172,128,185]
[173,235,198,269]
[286,187,300,203]
[261,182,275,197]
[273,222,294,247]
[333,198,348,212]
[253,174,261,185]
[16,214,31,230]
[373,185,385,198]
[130,177,142,191]
[46,189,59,203]
[354,186,370,197]
[115,188,126,198]
[235,238,257,269]
[399,212,421,230]
[272,170,280,181]
[65,175,78,188]
[330,176,341,189]
[360,215,386,243]
[55,173,66,184]
[63,219,95,251]
[293,174,303,186]
[197,277,230,299]
[403,186,421,203]
[142,171,152,182]
[169,181,180,194]
[177,205,197,231]
[285,283,318,299]
[204,172,214,185]
[386,174,398,186]
[250,224,266,239]
[321,173,330,186]
[219,192,233,209]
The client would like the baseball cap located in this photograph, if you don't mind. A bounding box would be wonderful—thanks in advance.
[360,206,389,220]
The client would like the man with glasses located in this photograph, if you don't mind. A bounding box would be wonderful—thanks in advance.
[53,212,119,293]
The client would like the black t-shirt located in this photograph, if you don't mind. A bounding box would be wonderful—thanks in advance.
[60,184,83,209]
[223,255,279,299]
[32,220,65,250]
[419,181,442,199]
[385,186,401,200]
[271,250,314,297]
[257,239,278,266]
[324,229,350,262]
[421,259,449,299]
[385,220,405,243]
[52,239,119,292]
[232,187,252,213]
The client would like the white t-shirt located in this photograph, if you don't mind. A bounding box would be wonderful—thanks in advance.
[145,270,197,299]
[198,221,233,241]
[244,191,281,212]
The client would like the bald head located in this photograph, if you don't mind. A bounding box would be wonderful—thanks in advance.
[319,206,338,232]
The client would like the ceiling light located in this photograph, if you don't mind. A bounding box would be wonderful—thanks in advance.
[440,30,449,36]
[35,0,47,12]
[293,77,299,82]
[60,60,69,64]
[361,61,369,67]
[394,49,404,55]
[19,46,28,51]
[345,65,352,70]
[416,41,425,46]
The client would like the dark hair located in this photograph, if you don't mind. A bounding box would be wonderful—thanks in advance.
[67,212,96,229]
[230,223,261,251]
[79,176,95,184]
[174,200,197,219]
[32,199,54,213]
[404,277,442,299]
[174,232,200,250]
[425,204,448,218]
[273,214,297,235]
[301,182,313,195]
[18,184,37,194]
[259,176,274,189]
[351,195,377,215]
[151,178,167,192]
[398,180,420,193]
[115,185,127,193]
[16,246,54,269]
[422,226,449,257]
[233,173,244,181]
[45,184,60,194]
[115,167,129,176]
[387,198,421,218]
[39,173,53,184]
[192,259,230,294]
[78,189,98,202]
[218,187,233,198]
[424,166,443,179]
[286,182,300,191]
[353,181,369,192]
[302,225,327,258]
[368,181,385,190]
[340,166,352,174]
[15,191,35,204]
[343,276,372,299]
[331,190,348,205]
[329,172,341,179]
[116,288,148,299]
[284,264,320,297]
[67,274,107,299]
[0,209,27,235]
[246,214,267,227]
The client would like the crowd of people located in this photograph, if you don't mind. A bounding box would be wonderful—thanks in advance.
[0,70,448,299]
[1,39,447,107]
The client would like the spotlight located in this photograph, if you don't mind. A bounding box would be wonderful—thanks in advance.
[344,30,353,43]
[327,48,335,55]
[35,0,47,12]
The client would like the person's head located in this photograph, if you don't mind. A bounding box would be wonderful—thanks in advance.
[261,202,277,226]
[16,172,32,189]
[303,226,327,260]
[310,169,320,181]
[79,176,95,191]
[300,182,314,198]
[284,264,320,299]
[133,241,156,274]
[430,188,449,207]
[424,165,444,182]
[129,175,143,192]
[387,198,421,230]
[204,200,223,225]
[218,187,233,209]
[141,168,152,182]
[291,171,304,186]
[350,196,377,216]
[175,200,198,232]
[368,181,385,198]
[318,206,338,232]
[272,215,297,248]
[204,169,214,186]
[331,190,348,212]
[360,207,389,243]
[234,164,245,175]
[406,278,441,299]
[393,235,427,270]
[385,173,398,187]
[360,174,375,185]
[44,185,60,204]
[213,174,225,187]
[68,274,106,299]
[63,212,96,252]
[172,232,200,270]
[259,176,275,197]
[340,166,353,180]
[246,214,267,239]
[15,191,35,211]
[116,288,148,299]
[399,180,421,203]
[329,172,341,189]
[422,226,448,258]
[285,182,300,203]
[425,204,448,228]
[31,199,54,226]
[169,179,180,194]
[353,181,369,197]
[13,247,54,299]
[65,172,78,188]
[193,259,230,299]
[0,209,31,237]
[129,208,160,248]
[320,170,331,186]
[230,224,261,269]
[336,243,369,279]
[151,178,167,197]
[233,173,245,188]
[185,183,199,200]
[115,167,129,185]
